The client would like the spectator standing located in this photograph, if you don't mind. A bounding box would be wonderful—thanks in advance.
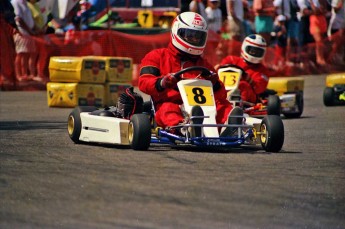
[11,0,37,82]
[298,0,314,66]
[327,0,345,64]
[226,0,245,41]
[27,0,45,82]
[309,0,328,66]
[205,0,223,34]
[189,0,208,20]
[253,0,277,45]
[286,0,302,63]
[0,0,17,85]
[273,15,288,67]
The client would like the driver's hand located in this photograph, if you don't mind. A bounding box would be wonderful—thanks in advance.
[209,71,219,85]
[161,73,178,89]
[242,72,253,84]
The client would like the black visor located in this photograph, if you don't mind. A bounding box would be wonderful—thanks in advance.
[245,46,265,57]
[177,28,207,46]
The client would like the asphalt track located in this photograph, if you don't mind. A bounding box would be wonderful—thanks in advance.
[0,74,344,229]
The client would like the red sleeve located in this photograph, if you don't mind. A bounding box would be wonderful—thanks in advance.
[246,65,269,94]
[138,50,163,97]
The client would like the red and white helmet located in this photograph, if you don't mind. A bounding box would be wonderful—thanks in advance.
[171,12,208,56]
[241,34,267,64]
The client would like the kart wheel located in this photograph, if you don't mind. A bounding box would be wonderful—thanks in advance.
[267,95,281,116]
[128,114,151,150]
[260,115,284,152]
[284,92,304,119]
[68,106,98,143]
[323,87,334,106]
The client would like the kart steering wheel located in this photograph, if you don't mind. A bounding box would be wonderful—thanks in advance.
[173,66,212,81]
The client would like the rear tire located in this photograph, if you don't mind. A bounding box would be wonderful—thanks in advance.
[267,95,281,116]
[129,114,151,150]
[260,115,284,152]
[323,87,334,106]
[68,106,97,143]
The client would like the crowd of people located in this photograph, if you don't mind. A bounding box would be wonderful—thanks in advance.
[188,0,345,67]
[0,0,344,88]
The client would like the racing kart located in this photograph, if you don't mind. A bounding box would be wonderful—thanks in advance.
[67,66,284,152]
[323,73,345,106]
[217,65,304,118]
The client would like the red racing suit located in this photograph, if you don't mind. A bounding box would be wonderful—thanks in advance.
[219,55,270,103]
[139,43,233,129]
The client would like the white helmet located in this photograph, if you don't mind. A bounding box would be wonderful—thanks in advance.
[171,12,208,56]
[241,34,267,64]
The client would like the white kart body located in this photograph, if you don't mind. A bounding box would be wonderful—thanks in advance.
[79,114,130,145]
[177,79,262,138]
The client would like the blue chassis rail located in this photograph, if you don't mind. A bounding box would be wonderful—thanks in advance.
[151,129,253,147]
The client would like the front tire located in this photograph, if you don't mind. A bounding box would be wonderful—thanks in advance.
[323,87,334,106]
[68,106,97,143]
[128,114,151,150]
[260,115,284,152]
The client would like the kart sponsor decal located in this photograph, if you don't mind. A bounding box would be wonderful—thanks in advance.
[192,14,204,27]
[339,92,345,101]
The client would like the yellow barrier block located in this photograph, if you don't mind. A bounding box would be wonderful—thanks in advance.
[100,56,133,83]
[47,82,104,107]
[49,56,106,83]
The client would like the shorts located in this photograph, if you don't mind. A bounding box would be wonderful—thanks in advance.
[287,19,300,39]
[227,17,244,40]
[13,33,36,54]
[255,16,274,33]
[309,15,327,35]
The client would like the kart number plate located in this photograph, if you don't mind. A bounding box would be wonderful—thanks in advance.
[219,72,240,87]
[183,85,214,106]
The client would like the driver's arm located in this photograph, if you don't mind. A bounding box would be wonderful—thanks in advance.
[139,50,174,97]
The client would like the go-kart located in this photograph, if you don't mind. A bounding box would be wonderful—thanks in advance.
[218,65,304,118]
[67,66,284,152]
[323,73,345,106]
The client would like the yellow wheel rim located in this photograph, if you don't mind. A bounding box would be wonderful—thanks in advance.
[260,124,267,144]
[128,122,134,144]
[67,115,75,136]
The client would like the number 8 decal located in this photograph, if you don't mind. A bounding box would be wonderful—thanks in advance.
[192,87,206,104]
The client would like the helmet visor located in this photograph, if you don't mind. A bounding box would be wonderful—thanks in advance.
[177,28,207,47]
[245,46,265,58]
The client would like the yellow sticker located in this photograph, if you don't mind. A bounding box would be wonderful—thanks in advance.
[219,72,240,87]
[184,85,214,106]
[138,10,154,28]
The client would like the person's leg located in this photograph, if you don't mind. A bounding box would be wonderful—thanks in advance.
[29,52,39,80]
[155,102,184,129]
[21,53,30,79]
[14,53,23,81]
[312,31,326,65]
